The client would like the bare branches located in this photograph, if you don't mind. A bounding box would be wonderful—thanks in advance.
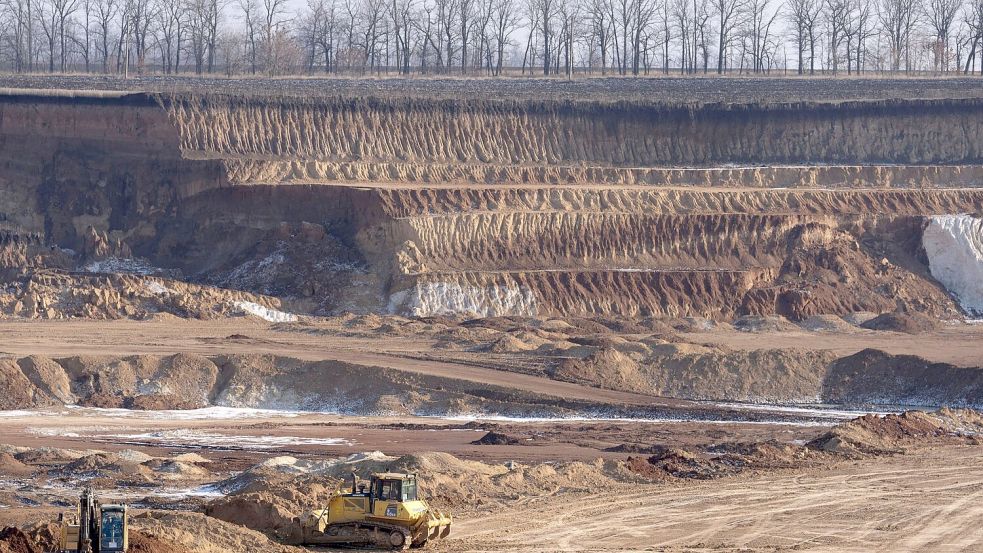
[0,0,980,76]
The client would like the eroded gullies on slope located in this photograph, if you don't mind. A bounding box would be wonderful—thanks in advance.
[1,91,982,323]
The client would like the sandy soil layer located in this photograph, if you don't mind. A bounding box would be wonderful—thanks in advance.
[449,444,983,552]
[1,317,980,369]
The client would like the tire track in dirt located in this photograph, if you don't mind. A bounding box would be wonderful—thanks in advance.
[449,446,983,552]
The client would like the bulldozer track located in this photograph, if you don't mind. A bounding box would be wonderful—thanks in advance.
[451,445,983,552]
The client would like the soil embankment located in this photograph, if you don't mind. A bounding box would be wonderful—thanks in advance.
[1,90,982,320]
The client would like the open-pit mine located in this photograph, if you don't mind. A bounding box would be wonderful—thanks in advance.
[0,77,982,553]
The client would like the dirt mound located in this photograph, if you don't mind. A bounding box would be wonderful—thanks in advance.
[471,432,521,446]
[55,453,150,480]
[821,349,983,407]
[733,315,798,332]
[625,438,823,481]
[143,460,211,478]
[642,447,727,480]
[128,532,195,553]
[481,335,537,353]
[205,494,306,542]
[807,409,983,455]
[0,528,42,553]
[860,311,941,333]
[0,454,33,477]
[14,447,89,464]
[131,511,303,553]
[604,444,666,454]
[798,314,856,332]
[548,348,648,392]
[171,453,211,464]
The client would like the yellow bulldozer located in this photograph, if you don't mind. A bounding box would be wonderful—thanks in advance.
[284,472,451,549]
[58,488,128,553]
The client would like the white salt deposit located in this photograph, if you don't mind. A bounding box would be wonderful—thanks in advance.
[84,257,159,276]
[234,301,298,323]
[923,215,983,315]
[393,282,538,317]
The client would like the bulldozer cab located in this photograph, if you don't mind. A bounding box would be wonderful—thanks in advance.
[372,474,417,502]
[368,474,418,518]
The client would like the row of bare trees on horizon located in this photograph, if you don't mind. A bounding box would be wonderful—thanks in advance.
[1,0,982,78]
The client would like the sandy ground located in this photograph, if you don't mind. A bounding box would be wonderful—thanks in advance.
[1,318,980,396]
[2,318,982,552]
[0,318,674,408]
[686,324,983,366]
[448,444,983,552]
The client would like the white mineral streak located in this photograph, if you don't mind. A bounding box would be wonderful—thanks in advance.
[924,215,983,316]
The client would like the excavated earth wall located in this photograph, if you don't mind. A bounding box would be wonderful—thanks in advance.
[2,90,982,319]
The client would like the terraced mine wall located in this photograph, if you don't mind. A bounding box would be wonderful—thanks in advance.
[2,90,983,320]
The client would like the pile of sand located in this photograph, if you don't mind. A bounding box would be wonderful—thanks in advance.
[481,335,538,353]
[798,314,855,332]
[14,447,92,464]
[205,494,307,542]
[0,454,33,477]
[142,460,211,478]
[128,531,195,553]
[732,315,799,333]
[207,450,634,535]
[53,453,151,482]
[131,512,303,553]
[860,311,940,333]
[548,348,648,392]
[0,270,288,320]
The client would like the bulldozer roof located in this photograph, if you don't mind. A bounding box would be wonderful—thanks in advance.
[372,472,416,480]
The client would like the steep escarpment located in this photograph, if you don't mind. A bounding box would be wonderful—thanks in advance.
[166,96,983,175]
[0,91,226,255]
[2,90,982,320]
[378,190,964,319]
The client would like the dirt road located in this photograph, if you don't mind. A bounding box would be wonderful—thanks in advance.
[449,445,983,552]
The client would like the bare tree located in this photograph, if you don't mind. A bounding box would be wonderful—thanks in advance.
[786,0,821,72]
[154,0,184,72]
[37,0,58,70]
[388,0,412,73]
[878,0,920,72]
[92,0,115,70]
[237,0,258,71]
[712,0,747,72]
[533,0,554,73]
[2,0,36,70]
[745,0,778,71]
[924,0,961,70]
[965,0,983,72]
[672,0,691,71]
[260,0,287,73]
[825,0,850,72]
[490,0,517,73]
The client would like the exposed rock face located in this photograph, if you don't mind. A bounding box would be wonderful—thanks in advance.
[2,90,982,319]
